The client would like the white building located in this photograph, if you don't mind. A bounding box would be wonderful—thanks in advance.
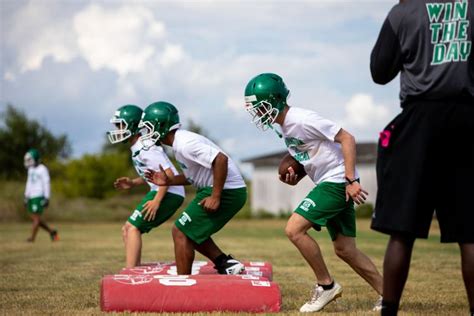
[242,143,378,216]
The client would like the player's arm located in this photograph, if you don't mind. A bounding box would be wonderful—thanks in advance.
[144,166,190,186]
[42,167,51,207]
[370,16,402,85]
[200,152,228,212]
[114,176,146,190]
[334,128,368,205]
[141,182,170,221]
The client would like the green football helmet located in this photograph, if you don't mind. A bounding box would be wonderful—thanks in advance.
[107,105,143,144]
[24,148,40,168]
[244,73,290,131]
[139,101,181,149]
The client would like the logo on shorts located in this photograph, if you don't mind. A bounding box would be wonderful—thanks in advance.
[178,212,192,226]
[299,198,316,212]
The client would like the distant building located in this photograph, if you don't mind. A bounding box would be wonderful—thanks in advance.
[242,143,378,215]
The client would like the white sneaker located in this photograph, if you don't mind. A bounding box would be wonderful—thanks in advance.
[372,295,383,312]
[299,282,342,312]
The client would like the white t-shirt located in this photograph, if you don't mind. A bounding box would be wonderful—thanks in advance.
[281,107,356,184]
[172,129,246,189]
[130,142,185,197]
[25,164,50,199]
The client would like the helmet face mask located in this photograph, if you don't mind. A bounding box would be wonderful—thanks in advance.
[24,149,40,168]
[107,105,143,144]
[245,99,279,131]
[138,120,162,149]
[24,152,35,168]
[244,73,290,131]
[108,115,132,144]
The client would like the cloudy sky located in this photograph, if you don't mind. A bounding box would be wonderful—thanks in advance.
[1,0,400,164]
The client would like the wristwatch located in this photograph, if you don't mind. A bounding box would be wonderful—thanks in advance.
[345,177,360,185]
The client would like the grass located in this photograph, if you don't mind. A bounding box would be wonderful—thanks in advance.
[0,219,468,315]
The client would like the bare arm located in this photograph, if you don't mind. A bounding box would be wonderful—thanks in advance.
[114,176,146,190]
[334,128,357,180]
[141,169,174,221]
[200,152,228,212]
[334,128,368,205]
[144,166,190,186]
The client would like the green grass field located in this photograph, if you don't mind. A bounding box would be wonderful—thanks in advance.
[0,219,467,315]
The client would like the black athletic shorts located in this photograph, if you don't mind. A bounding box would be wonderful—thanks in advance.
[371,98,474,243]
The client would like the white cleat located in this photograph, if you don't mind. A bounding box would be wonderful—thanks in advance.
[216,255,245,275]
[299,282,342,312]
[372,295,383,312]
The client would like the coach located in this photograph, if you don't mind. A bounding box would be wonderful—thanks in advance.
[369,0,473,315]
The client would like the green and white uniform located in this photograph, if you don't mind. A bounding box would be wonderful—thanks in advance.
[281,106,359,240]
[25,164,50,215]
[172,129,247,244]
[127,142,185,233]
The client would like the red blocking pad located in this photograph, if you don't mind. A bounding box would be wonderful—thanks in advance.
[100,274,281,312]
[124,260,273,280]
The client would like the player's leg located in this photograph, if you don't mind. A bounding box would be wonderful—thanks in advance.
[194,237,244,274]
[460,243,474,313]
[172,224,195,274]
[174,187,246,275]
[194,237,223,259]
[286,213,332,284]
[286,215,342,313]
[122,222,142,268]
[381,234,415,316]
[332,234,382,294]
[28,214,41,242]
[38,217,52,233]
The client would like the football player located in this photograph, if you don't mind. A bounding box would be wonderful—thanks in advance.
[107,104,185,268]
[244,73,383,312]
[141,101,247,275]
[24,149,58,242]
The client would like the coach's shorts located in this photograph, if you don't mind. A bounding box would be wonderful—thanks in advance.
[175,187,247,244]
[27,197,46,215]
[295,182,356,241]
[128,191,184,234]
[371,99,474,243]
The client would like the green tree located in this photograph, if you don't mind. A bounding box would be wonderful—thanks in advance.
[55,152,133,199]
[0,104,72,179]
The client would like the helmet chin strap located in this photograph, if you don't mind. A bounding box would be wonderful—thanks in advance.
[268,123,282,138]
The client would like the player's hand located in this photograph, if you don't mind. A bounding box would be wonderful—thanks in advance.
[144,165,171,186]
[199,196,221,213]
[346,182,368,205]
[114,177,133,190]
[23,197,28,207]
[279,167,299,186]
[41,198,49,208]
[141,200,160,221]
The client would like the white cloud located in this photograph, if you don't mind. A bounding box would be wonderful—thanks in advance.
[159,44,185,68]
[73,4,166,76]
[225,95,245,115]
[4,72,16,82]
[341,93,391,129]
[6,1,76,73]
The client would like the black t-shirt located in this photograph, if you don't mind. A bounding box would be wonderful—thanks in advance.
[371,0,474,105]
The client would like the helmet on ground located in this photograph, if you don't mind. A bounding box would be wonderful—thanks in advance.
[244,73,290,130]
[107,105,143,144]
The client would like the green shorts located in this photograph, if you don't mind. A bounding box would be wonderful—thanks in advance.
[128,191,184,234]
[27,197,46,215]
[294,182,356,241]
[175,187,247,244]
